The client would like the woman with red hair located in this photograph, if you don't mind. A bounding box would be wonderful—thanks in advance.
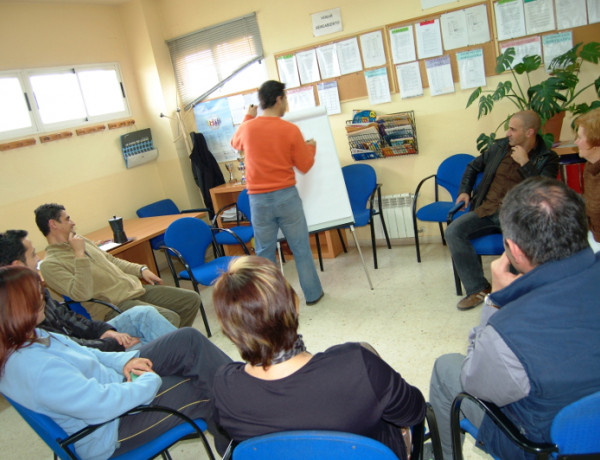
[0,266,230,459]
[574,108,600,251]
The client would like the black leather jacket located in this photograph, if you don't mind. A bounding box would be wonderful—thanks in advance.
[459,136,559,210]
[39,289,125,352]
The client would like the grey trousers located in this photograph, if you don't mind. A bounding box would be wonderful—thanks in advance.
[429,353,485,460]
[116,284,201,328]
[114,328,232,456]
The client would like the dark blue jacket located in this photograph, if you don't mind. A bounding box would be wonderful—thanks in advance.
[477,249,600,459]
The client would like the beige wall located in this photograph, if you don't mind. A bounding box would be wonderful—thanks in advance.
[0,0,597,251]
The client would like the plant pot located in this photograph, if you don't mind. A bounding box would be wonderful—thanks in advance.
[542,112,566,144]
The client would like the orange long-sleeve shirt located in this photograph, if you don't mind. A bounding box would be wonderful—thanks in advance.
[231,114,316,194]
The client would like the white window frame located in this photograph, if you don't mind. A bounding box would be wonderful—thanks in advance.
[0,63,130,141]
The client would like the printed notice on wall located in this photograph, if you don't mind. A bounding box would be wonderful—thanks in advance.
[495,0,526,41]
[396,61,424,98]
[389,25,417,64]
[523,0,555,35]
[364,67,392,105]
[500,36,542,67]
[360,30,387,68]
[277,54,300,89]
[422,0,457,9]
[317,81,342,115]
[415,19,444,59]
[425,55,455,96]
[542,31,573,71]
[311,7,342,37]
[457,48,486,89]
[555,0,587,30]
[296,49,321,85]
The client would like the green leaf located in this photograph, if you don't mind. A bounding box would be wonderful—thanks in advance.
[580,42,600,64]
[478,95,495,119]
[594,75,600,96]
[550,43,581,71]
[491,81,512,101]
[528,78,569,119]
[514,55,541,74]
[466,87,482,108]
[476,132,495,153]
[495,48,515,73]
[541,132,555,149]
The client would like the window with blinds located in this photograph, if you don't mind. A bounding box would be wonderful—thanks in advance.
[166,12,266,109]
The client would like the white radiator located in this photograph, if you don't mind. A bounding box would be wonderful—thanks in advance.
[373,193,415,239]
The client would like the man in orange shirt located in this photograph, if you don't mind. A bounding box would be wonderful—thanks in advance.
[231,80,324,305]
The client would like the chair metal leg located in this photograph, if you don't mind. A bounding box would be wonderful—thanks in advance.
[425,403,443,460]
[439,222,447,246]
[370,220,379,269]
[378,211,392,249]
[314,233,324,272]
[413,214,421,263]
[336,228,347,252]
[453,260,463,296]
[196,300,212,338]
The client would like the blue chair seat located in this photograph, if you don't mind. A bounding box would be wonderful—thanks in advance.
[412,153,475,262]
[3,395,215,460]
[416,201,467,222]
[471,233,504,255]
[231,430,400,460]
[177,256,236,286]
[214,226,253,246]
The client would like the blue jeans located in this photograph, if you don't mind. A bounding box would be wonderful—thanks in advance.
[445,211,500,296]
[249,186,323,303]
[107,305,177,348]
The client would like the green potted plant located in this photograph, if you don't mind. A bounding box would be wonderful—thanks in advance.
[466,42,600,152]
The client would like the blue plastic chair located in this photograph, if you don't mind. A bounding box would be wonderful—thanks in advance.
[341,164,391,269]
[61,296,122,320]
[161,217,238,337]
[2,395,215,460]
[446,171,504,296]
[450,391,600,459]
[231,430,401,460]
[212,189,253,256]
[412,154,475,262]
[136,199,210,275]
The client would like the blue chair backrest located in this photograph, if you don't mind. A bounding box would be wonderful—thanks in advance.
[3,395,78,460]
[342,164,377,211]
[237,189,251,221]
[232,430,398,460]
[136,199,180,218]
[61,295,91,320]
[551,390,600,456]
[437,154,475,202]
[164,218,214,268]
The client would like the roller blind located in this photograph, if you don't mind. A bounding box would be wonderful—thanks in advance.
[167,13,264,109]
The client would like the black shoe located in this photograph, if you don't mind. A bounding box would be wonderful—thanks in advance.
[306,292,324,306]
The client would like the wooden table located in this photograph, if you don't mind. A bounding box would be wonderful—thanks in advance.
[209,182,347,259]
[84,212,204,273]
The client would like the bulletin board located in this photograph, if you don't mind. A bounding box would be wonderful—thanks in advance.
[274,27,393,104]
[386,1,495,89]
[272,0,599,104]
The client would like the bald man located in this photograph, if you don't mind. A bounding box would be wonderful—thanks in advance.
[446,110,559,310]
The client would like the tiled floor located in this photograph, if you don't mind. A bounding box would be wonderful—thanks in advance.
[0,241,492,459]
